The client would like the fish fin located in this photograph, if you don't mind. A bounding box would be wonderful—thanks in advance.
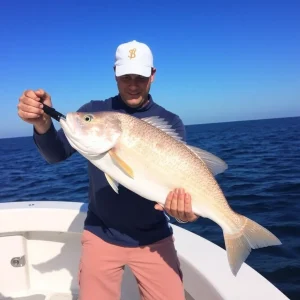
[141,116,184,142]
[109,150,134,179]
[104,173,119,193]
[187,145,228,175]
[224,214,281,276]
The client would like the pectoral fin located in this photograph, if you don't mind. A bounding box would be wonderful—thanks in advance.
[105,173,119,194]
[109,150,134,179]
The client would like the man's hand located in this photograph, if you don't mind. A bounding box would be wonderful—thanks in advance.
[18,89,53,134]
[154,188,199,222]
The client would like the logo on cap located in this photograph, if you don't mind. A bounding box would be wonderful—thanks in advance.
[128,48,136,59]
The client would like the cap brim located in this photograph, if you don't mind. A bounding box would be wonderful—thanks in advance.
[115,64,152,77]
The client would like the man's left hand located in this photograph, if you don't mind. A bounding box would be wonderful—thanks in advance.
[154,188,199,222]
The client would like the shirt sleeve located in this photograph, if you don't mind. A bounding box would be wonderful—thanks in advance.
[33,101,93,163]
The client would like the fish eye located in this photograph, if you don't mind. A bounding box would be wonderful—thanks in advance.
[84,114,94,122]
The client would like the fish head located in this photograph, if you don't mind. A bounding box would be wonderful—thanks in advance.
[60,111,122,157]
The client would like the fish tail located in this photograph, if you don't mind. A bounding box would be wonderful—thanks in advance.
[223,214,281,276]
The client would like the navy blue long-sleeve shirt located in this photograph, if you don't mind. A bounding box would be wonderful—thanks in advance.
[33,94,186,247]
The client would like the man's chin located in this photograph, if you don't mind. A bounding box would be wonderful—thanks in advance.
[124,97,144,108]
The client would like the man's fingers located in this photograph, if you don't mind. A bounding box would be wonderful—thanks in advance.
[18,110,41,119]
[18,99,44,114]
[18,89,51,121]
[35,88,45,94]
[34,89,46,99]
[170,189,179,217]
[161,189,198,222]
[177,188,186,220]
[164,191,173,214]
[184,193,197,221]
[35,89,51,103]
[22,89,51,105]
[154,203,164,211]
[19,96,43,109]
[23,89,39,100]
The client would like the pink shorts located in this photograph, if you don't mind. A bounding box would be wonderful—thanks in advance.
[78,229,185,300]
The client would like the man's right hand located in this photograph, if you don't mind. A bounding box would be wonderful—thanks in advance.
[18,89,53,134]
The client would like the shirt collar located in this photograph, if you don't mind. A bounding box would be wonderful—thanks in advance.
[114,94,155,113]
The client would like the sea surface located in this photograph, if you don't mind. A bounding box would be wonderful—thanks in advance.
[0,116,299,299]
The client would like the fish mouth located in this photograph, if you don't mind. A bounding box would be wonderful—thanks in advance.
[60,114,85,151]
[60,114,75,135]
[59,113,100,157]
[59,117,71,134]
[60,113,84,134]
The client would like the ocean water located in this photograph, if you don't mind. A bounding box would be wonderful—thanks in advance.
[0,116,299,299]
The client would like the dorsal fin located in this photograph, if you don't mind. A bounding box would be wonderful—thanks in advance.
[141,116,227,176]
[187,145,228,176]
[141,116,184,142]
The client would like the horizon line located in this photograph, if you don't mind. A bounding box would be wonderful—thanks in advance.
[1,115,299,140]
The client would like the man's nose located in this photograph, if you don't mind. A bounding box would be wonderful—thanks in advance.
[128,80,139,88]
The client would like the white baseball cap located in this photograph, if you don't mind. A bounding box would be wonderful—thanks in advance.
[114,40,153,77]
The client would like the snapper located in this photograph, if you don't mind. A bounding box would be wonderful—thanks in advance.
[60,111,281,276]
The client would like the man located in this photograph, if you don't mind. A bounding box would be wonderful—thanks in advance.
[17,40,199,300]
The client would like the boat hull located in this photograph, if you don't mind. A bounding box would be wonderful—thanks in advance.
[0,201,288,300]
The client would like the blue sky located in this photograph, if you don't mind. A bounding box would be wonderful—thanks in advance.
[0,0,299,138]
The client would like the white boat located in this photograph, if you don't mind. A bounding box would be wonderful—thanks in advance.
[0,201,288,300]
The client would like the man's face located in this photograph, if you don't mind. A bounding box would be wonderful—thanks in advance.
[115,68,156,108]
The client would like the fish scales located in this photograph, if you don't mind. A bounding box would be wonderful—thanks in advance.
[115,113,237,222]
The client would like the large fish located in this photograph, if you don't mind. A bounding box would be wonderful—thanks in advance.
[60,111,281,276]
